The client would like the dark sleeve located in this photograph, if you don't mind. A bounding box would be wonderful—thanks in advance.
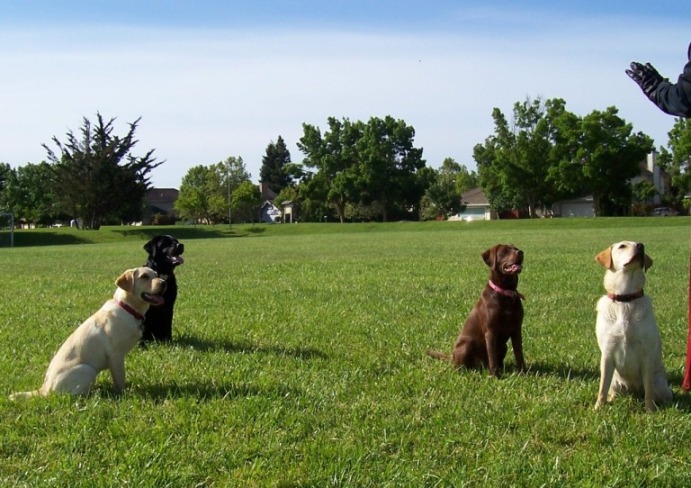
[654,60,691,117]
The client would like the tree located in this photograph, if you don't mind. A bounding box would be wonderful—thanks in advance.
[219,156,252,223]
[475,98,564,218]
[420,159,470,220]
[552,107,652,216]
[260,136,292,194]
[297,116,426,222]
[4,162,60,226]
[176,165,224,224]
[298,118,362,223]
[43,113,162,229]
[356,116,426,221]
[175,165,215,224]
[0,163,11,210]
[176,157,253,225]
[657,117,691,207]
[231,180,261,222]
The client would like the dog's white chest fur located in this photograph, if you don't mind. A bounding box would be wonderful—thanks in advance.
[596,296,659,379]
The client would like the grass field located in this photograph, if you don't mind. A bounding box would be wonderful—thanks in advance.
[1,218,690,487]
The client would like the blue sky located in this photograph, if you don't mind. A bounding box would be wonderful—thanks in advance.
[0,1,688,189]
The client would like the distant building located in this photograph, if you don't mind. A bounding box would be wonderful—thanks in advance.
[144,188,179,224]
[449,188,496,221]
[259,201,281,223]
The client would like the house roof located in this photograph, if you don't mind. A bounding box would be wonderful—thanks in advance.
[461,188,489,206]
[259,182,277,201]
[146,188,179,204]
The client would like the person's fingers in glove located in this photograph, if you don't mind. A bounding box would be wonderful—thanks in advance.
[626,62,666,102]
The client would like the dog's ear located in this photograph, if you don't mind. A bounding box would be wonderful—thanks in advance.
[644,254,653,271]
[143,237,155,255]
[482,247,496,268]
[595,247,613,270]
[115,269,136,293]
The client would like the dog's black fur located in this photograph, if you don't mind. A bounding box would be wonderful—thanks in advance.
[141,235,184,342]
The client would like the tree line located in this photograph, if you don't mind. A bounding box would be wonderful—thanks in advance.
[1,99,690,228]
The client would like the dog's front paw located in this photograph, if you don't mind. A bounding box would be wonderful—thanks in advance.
[645,400,658,413]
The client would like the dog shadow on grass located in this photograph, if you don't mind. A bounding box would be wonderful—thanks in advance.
[525,362,691,412]
[523,361,600,382]
[167,334,328,360]
[125,381,303,404]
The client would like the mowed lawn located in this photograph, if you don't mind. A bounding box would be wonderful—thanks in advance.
[1,218,690,487]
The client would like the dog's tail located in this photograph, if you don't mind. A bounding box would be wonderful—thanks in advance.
[9,390,42,401]
[426,349,450,361]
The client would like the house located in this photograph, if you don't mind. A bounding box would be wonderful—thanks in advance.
[259,201,282,223]
[449,188,496,221]
[630,151,668,205]
[144,188,179,224]
[550,195,595,217]
[550,151,669,217]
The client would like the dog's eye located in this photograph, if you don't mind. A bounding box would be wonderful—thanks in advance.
[618,244,627,249]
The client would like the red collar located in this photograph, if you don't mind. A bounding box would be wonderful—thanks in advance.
[116,300,145,321]
[607,290,644,302]
[488,280,525,301]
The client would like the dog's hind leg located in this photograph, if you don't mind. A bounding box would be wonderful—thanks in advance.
[49,365,98,396]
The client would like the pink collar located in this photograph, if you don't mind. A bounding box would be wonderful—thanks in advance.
[488,280,525,301]
[116,300,145,321]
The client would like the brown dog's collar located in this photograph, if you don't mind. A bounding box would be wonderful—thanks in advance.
[607,290,644,302]
[116,300,145,321]
[488,280,525,301]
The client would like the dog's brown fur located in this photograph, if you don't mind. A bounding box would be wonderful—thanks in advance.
[427,244,526,377]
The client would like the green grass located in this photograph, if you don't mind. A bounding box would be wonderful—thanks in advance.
[1,218,691,486]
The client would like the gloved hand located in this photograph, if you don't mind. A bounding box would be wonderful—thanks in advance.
[626,62,666,102]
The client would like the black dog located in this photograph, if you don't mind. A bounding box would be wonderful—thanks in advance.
[141,235,184,342]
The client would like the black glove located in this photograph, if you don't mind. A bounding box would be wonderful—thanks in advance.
[626,62,666,102]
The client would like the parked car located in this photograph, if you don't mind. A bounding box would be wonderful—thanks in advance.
[651,207,678,217]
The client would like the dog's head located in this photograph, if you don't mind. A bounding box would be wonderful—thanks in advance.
[115,267,167,309]
[482,244,523,284]
[595,241,652,294]
[595,241,652,273]
[144,235,184,272]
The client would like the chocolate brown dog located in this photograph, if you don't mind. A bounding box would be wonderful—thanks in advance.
[427,244,526,377]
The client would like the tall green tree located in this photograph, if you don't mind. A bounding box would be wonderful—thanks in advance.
[217,156,252,223]
[475,98,563,217]
[43,113,162,229]
[551,107,652,216]
[260,136,292,194]
[298,118,362,223]
[297,116,426,222]
[356,116,426,221]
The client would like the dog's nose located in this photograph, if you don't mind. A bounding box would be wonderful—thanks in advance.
[635,243,644,253]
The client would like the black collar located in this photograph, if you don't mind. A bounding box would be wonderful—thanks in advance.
[607,290,644,302]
